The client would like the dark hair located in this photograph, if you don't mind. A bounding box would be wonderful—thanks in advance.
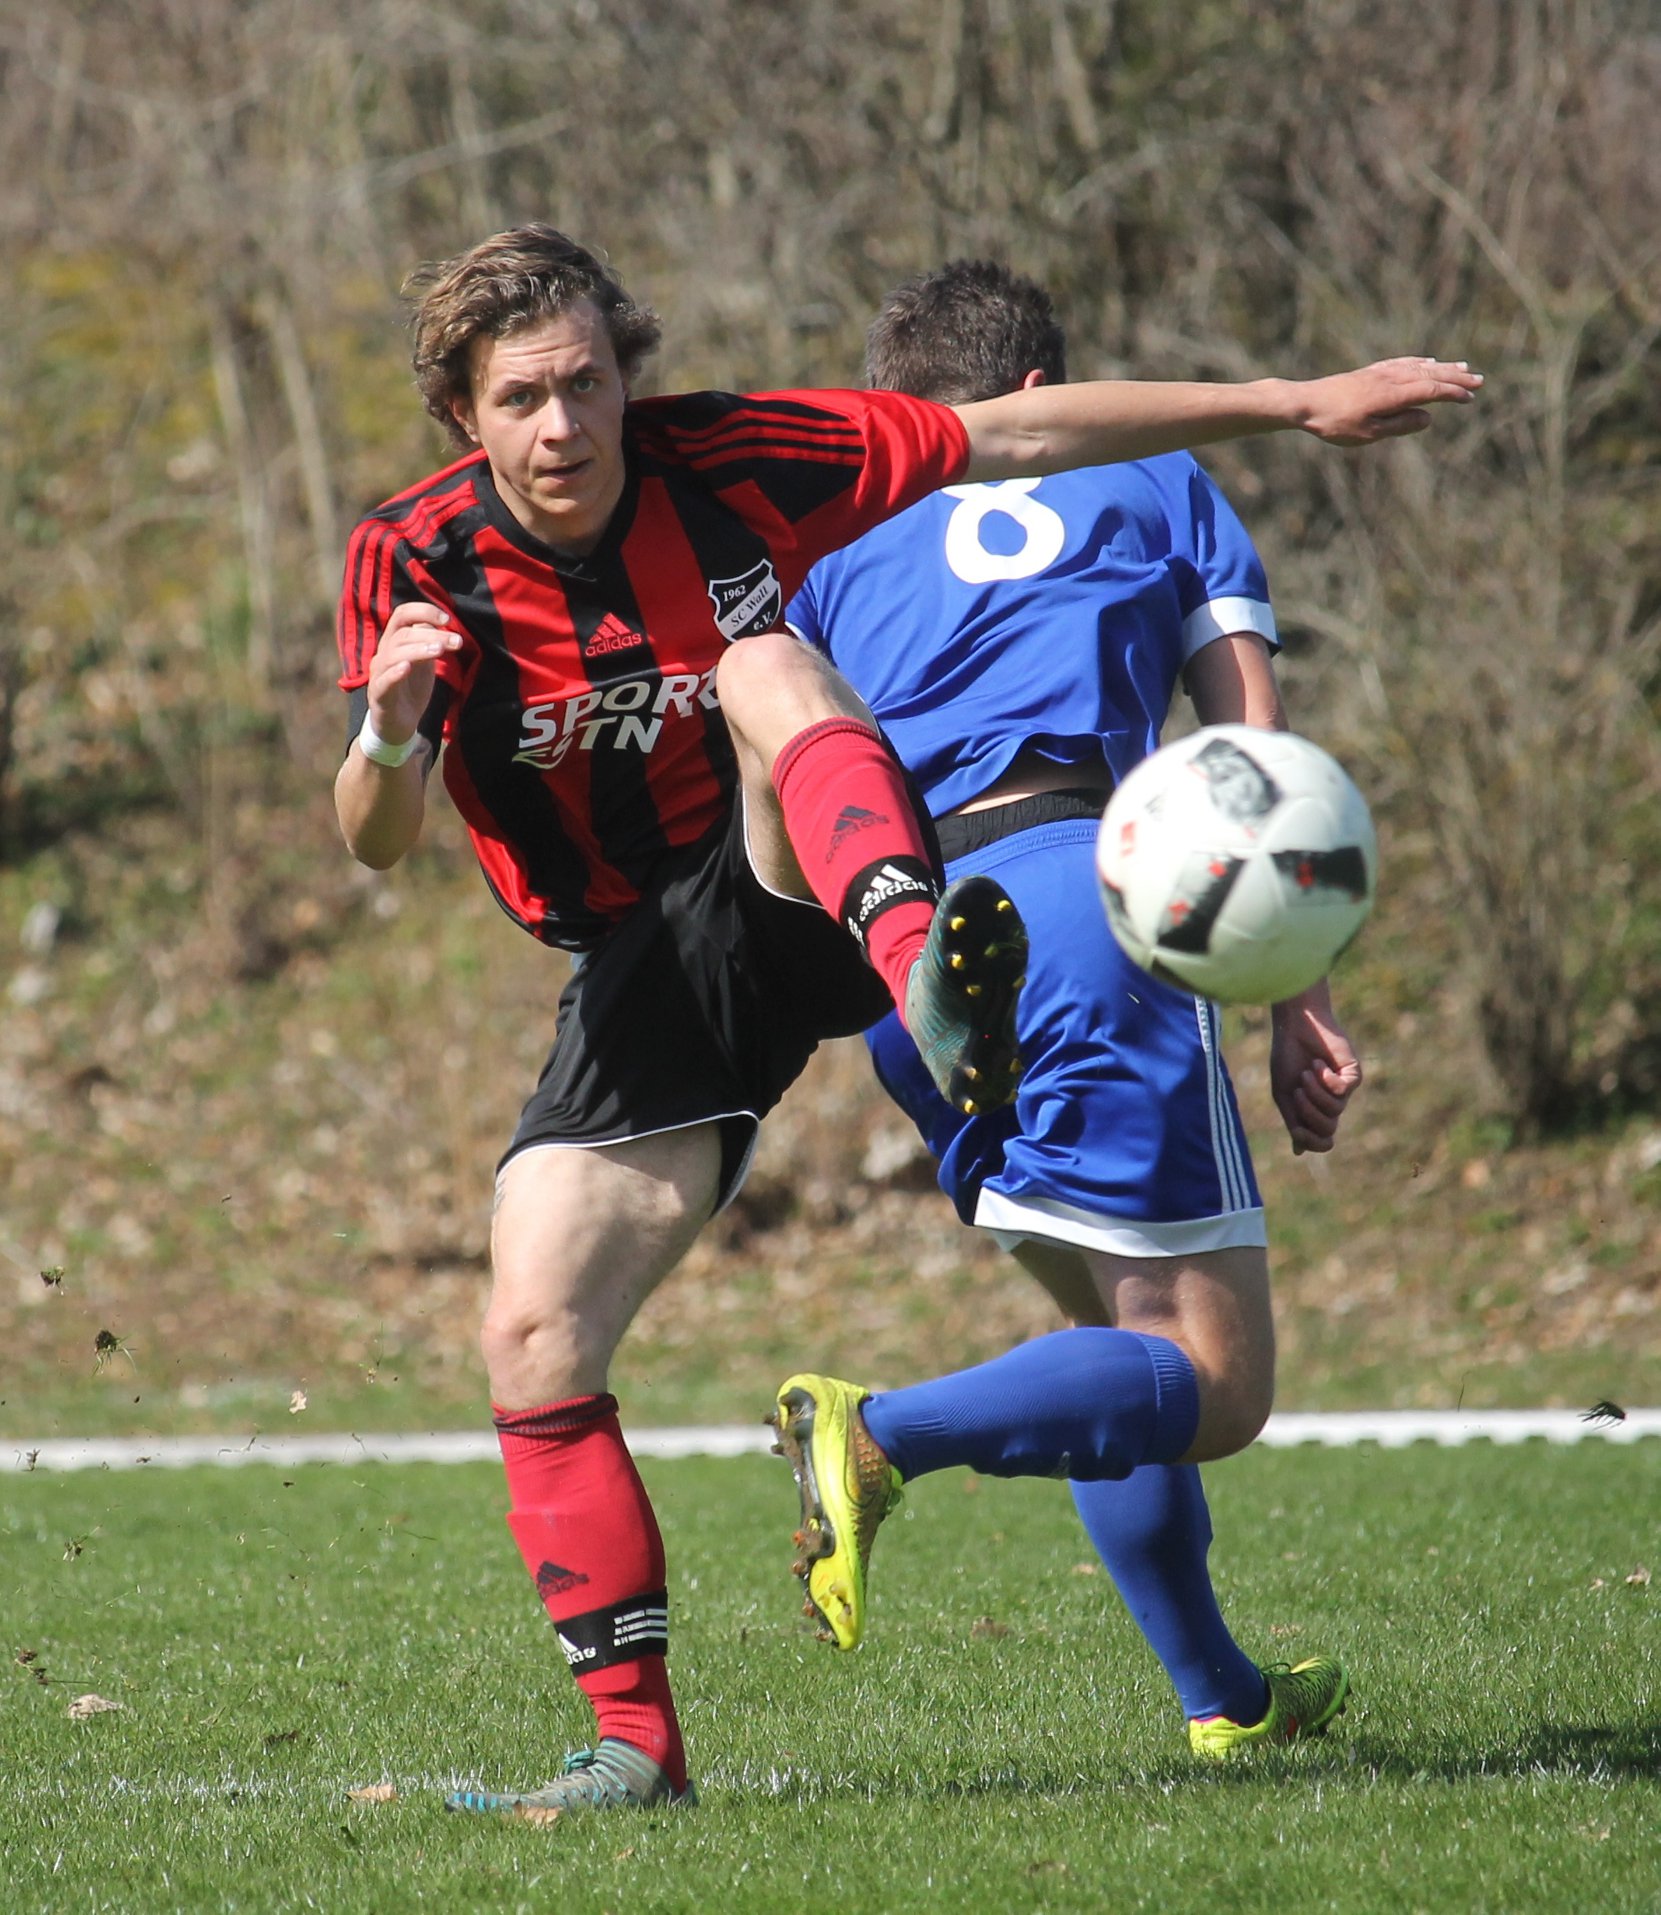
[864,259,1068,403]
[404,224,662,445]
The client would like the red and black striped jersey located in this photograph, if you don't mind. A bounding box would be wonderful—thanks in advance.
[337,387,968,949]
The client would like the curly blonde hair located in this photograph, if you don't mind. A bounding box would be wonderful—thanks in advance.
[404,225,662,446]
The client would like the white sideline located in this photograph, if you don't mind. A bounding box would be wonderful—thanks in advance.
[4,1408,1659,1473]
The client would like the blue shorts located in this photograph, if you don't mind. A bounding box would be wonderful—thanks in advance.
[868,814,1265,1258]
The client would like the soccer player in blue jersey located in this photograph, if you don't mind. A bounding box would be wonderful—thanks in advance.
[773,260,1377,1755]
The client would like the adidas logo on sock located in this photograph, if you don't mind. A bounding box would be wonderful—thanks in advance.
[846,860,935,943]
[827,803,887,858]
[536,1560,591,1599]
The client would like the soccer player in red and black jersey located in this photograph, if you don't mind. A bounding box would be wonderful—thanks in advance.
[332,224,1479,1817]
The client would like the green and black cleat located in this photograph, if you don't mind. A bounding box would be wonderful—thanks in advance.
[905,875,1028,1115]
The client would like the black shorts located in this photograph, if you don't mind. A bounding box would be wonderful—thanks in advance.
[501,802,897,1206]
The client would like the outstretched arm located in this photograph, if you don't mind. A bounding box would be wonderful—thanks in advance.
[955,357,1481,481]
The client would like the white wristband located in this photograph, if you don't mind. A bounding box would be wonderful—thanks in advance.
[357,713,424,769]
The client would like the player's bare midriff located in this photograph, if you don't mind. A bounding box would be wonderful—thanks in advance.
[951,745,1114,817]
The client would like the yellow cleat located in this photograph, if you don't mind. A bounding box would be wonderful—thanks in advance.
[769,1374,903,1650]
[1188,1657,1350,1759]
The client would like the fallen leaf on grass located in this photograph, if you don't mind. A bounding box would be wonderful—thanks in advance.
[970,1616,1009,1639]
[1069,1562,1099,1576]
[346,1783,397,1803]
[67,1694,121,1719]
[1626,1565,1651,1587]
[289,1390,308,1415]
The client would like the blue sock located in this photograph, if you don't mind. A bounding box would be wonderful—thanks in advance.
[860,1328,1199,1483]
[1072,1466,1269,1725]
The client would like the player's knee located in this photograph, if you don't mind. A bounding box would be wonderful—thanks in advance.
[715,628,800,718]
[478,1294,529,1368]
[717,625,799,686]
[478,1289,590,1400]
[717,629,870,751]
[1187,1357,1275,1461]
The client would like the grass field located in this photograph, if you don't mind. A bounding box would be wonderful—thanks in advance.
[3,1442,1657,1914]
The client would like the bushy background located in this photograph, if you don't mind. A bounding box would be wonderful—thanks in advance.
[1,0,1657,1435]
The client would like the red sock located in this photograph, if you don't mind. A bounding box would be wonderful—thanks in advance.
[494,1395,687,1789]
[771,717,940,1014]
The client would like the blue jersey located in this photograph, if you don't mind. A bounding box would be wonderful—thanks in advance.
[792,451,1274,1246]
[787,455,1276,815]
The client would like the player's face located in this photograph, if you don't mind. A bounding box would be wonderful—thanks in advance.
[452,302,629,555]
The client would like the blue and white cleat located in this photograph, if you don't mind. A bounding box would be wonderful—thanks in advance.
[445,1740,696,1823]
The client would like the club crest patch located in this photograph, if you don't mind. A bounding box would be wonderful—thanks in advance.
[707,560,782,641]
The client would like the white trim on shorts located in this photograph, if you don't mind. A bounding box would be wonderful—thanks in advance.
[974,1186,1268,1259]
[970,990,1266,1259]
[497,1117,762,1216]
[1195,996,1255,1213]
[740,785,829,909]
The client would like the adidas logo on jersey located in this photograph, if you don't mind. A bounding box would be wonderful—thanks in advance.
[581,612,646,659]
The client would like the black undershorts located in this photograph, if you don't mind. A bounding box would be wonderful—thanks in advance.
[932,787,1107,862]
[501,802,896,1208]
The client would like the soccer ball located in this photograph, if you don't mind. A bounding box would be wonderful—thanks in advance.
[1095,725,1377,1004]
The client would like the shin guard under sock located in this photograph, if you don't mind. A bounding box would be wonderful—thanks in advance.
[1072,1466,1268,1725]
[771,717,939,1009]
[495,1395,686,1788]
[860,1328,1200,1483]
